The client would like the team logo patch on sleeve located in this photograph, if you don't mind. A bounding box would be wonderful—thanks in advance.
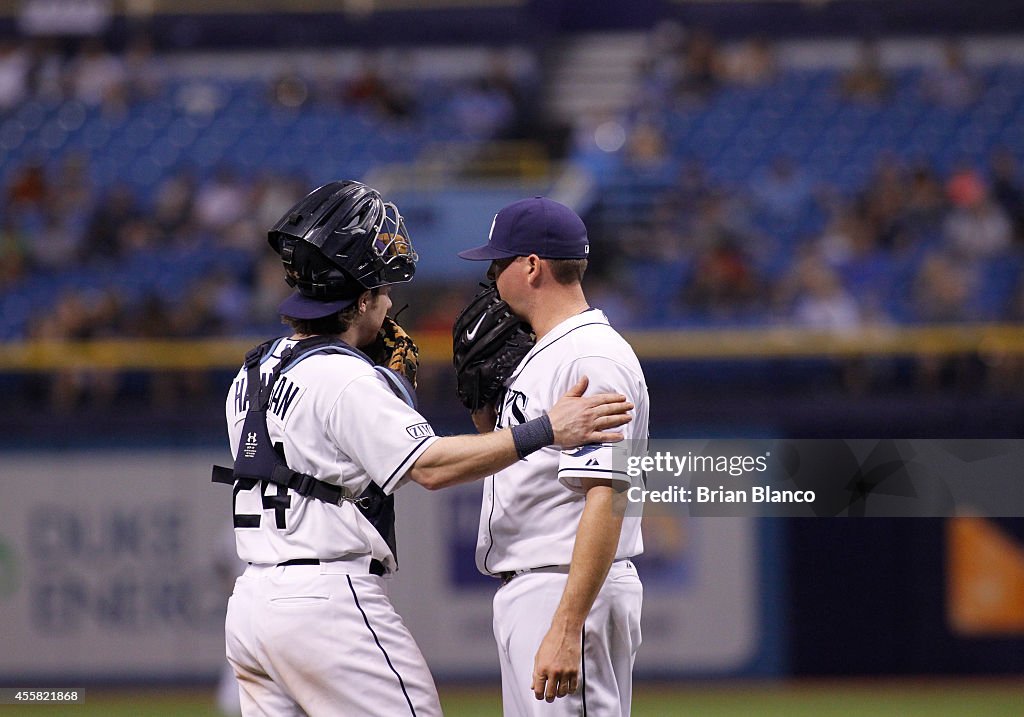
[563,444,603,457]
[406,422,435,439]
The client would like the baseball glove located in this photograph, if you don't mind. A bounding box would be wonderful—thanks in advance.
[452,284,535,411]
[364,315,419,388]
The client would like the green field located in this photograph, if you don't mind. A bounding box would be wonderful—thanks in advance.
[1,681,1021,716]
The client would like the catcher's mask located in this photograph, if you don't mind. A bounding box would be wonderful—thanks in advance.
[268,180,417,307]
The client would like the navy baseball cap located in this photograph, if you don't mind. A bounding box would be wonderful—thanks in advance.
[278,290,359,320]
[458,197,589,261]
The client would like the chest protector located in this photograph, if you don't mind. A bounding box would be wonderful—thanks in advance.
[211,335,417,565]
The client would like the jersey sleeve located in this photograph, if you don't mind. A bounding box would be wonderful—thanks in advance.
[328,372,439,495]
[556,355,646,494]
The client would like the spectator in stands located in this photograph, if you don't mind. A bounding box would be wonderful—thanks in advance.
[619,198,689,266]
[25,37,66,100]
[450,74,516,139]
[123,33,164,103]
[177,78,226,116]
[816,204,878,268]
[123,292,173,339]
[912,252,978,323]
[193,167,249,233]
[6,159,50,238]
[270,68,310,109]
[31,289,123,410]
[921,40,979,108]
[782,254,862,331]
[675,29,723,104]
[634,20,686,111]
[253,173,305,235]
[153,171,198,240]
[6,159,48,211]
[32,212,79,273]
[343,52,417,120]
[80,183,139,263]
[859,155,909,248]
[943,167,1013,259]
[479,50,532,138]
[200,270,250,330]
[840,39,891,103]
[659,158,714,220]
[990,148,1024,243]
[750,155,815,220]
[910,252,981,388]
[0,39,28,110]
[683,235,760,319]
[623,116,670,173]
[607,206,688,326]
[35,152,95,264]
[51,152,96,220]
[219,218,262,254]
[138,278,226,408]
[899,165,948,242]
[688,190,759,253]
[0,218,28,288]
[117,217,160,254]
[722,36,777,87]
[249,252,292,330]
[70,37,127,111]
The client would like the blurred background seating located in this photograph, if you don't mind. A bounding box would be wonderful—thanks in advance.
[0,2,1022,711]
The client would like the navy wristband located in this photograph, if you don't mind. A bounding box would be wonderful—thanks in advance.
[510,414,555,459]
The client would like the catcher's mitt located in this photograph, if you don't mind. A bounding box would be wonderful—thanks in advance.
[452,284,534,411]
[364,315,419,388]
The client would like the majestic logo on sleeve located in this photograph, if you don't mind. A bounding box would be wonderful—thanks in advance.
[406,422,435,439]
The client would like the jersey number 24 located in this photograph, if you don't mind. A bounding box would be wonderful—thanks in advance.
[233,442,292,530]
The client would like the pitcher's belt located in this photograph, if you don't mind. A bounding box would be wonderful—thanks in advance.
[498,564,568,585]
[498,558,634,586]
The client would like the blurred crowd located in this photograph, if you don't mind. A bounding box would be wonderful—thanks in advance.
[1,30,1023,408]
[580,28,1024,333]
[0,34,533,335]
[590,149,1024,329]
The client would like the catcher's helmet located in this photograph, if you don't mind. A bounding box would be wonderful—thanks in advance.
[268,180,417,305]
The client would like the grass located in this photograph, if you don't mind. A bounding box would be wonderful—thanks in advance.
[1,680,1020,716]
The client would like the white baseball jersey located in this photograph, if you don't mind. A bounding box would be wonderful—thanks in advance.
[477,309,648,574]
[225,337,439,571]
[223,337,443,717]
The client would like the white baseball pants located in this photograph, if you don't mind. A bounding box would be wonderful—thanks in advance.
[492,560,643,717]
[225,561,441,717]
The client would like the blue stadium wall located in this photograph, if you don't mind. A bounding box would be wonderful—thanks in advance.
[2,357,1022,680]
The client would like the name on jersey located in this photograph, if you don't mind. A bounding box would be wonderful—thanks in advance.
[234,373,302,420]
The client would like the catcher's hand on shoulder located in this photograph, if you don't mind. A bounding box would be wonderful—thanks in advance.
[547,376,633,449]
[365,315,419,387]
[452,284,534,411]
